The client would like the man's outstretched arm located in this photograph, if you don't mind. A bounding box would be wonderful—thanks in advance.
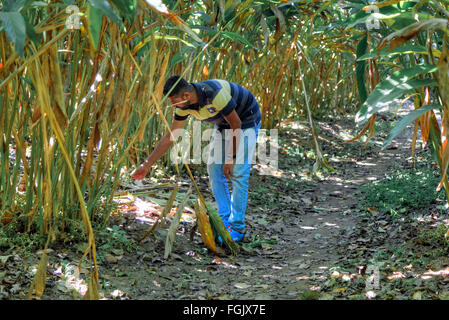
[132,119,186,180]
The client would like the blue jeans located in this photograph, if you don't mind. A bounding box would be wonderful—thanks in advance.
[207,123,261,233]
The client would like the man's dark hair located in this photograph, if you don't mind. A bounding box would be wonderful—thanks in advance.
[163,75,193,97]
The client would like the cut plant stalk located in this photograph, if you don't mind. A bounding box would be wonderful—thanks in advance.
[139,184,179,243]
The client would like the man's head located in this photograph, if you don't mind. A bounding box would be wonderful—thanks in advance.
[163,75,196,108]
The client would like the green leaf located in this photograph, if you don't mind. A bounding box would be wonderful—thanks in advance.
[26,1,48,7]
[390,16,416,31]
[87,4,103,51]
[356,35,368,104]
[224,3,238,23]
[384,11,433,31]
[3,0,25,12]
[382,104,443,149]
[356,64,438,124]
[169,46,194,69]
[196,11,211,25]
[399,1,418,10]
[87,0,123,27]
[23,13,41,44]
[222,31,256,49]
[0,12,26,57]
[345,5,400,29]
[110,0,137,23]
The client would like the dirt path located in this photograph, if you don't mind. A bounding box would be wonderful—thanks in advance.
[83,117,416,300]
[4,116,445,300]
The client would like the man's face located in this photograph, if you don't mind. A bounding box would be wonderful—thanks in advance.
[168,92,190,108]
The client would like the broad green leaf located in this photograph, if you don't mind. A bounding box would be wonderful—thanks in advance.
[23,13,41,44]
[169,45,195,69]
[87,4,103,51]
[3,0,25,12]
[87,0,123,27]
[222,31,255,49]
[345,5,401,29]
[0,12,26,57]
[26,1,48,7]
[224,3,238,23]
[389,16,415,30]
[399,1,418,10]
[382,104,443,149]
[356,64,438,124]
[379,19,448,51]
[384,11,434,31]
[356,35,368,104]
[196,11,212,25]
[339,1,365,10]
[110,0,137,23]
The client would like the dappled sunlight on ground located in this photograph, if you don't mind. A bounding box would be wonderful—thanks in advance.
[6,115,449,300]
[92,118,449,299]
[52,263,88,299]
[112,191,196,228]
[253,164,284,177]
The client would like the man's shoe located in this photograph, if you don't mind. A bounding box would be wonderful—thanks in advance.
[217,226,244,244]
[229,230,244,242]
[217,225,230,244]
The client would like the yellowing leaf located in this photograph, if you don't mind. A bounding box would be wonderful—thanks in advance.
[165,187,193,259]
[439,292,449,300]
[194,198,217,254]
[330,271,341,279]
[205,203,239,255]
[413,291,422,300]
[35,253,47,298]
[28,251,47,299]
[82,274,100,300]
[363,0,401,10]
[332,287,347,294]
[366,207,380,215]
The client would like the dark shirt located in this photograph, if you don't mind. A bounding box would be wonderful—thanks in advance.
[174,79,261,129]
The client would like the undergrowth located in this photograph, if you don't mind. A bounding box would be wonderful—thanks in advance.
[360,165,445,215]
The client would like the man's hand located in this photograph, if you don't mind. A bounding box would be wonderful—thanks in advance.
[131,119,186,181]
[132,162,150,180]
[223,162,234,180]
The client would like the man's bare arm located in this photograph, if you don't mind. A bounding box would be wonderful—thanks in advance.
[223,110,242,159]
[132,119,186,180]
[222,110,241,180]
